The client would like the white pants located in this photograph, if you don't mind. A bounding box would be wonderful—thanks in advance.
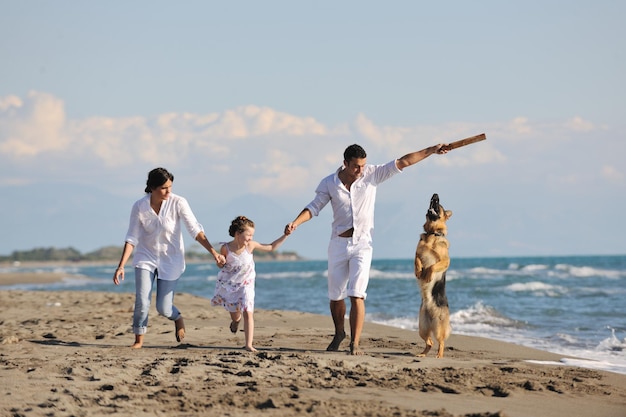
[327,237,373,300]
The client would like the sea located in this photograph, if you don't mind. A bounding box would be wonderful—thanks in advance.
[2,255,625,375]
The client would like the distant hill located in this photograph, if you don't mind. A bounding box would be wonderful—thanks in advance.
[0,245,302,263]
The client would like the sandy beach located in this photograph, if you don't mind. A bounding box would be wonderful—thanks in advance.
[1,272,625,417]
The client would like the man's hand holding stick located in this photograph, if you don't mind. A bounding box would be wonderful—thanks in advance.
[443,133,486,152]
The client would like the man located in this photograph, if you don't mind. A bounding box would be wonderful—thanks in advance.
[284,142,449,355]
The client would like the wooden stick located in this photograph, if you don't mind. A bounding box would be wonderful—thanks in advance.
[445,133,486,151]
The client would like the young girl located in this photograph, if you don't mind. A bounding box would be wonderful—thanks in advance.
[211,216,288,352]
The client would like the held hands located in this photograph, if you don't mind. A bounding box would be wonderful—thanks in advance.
[214,253,226,268]
[435,143,450,154]
[284,222,296,236]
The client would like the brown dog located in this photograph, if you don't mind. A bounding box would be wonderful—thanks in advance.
[414,193,452,358]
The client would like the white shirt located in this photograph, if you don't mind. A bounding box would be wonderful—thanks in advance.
[125,193,204,280]
[305,159,402,243]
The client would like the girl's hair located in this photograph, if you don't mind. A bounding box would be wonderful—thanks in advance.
[228,216,255,237]
[344,144,367,161]
[145,167,174,193]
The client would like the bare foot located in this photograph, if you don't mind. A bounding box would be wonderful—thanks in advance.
[326,331,346,351]
[349,342,364,356]
[131,335,144,349]
[230,318,241,334]
[244,345,258,352]
[175,317,185,342]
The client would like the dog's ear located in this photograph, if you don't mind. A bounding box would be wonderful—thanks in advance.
[444,210,452,220]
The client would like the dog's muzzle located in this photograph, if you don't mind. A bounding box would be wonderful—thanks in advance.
[427,193,440,221]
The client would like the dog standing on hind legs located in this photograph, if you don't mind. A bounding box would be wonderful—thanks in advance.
[414,193,452,358]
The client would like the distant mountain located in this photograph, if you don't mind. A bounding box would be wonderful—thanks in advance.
[0,245,302,263]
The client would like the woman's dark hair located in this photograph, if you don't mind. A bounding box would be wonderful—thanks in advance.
[228,216,255,237]
[145,167,174,193]
[343,144,367,161]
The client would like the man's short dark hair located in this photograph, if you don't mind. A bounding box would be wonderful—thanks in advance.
[344,144,367,161]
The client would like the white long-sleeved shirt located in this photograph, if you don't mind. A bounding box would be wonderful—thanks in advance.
[125,193,204,280]
[305,159,402,243]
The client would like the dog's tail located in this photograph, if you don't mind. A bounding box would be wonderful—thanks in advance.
[432,272,448,308]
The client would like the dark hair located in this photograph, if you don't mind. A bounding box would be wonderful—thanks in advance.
[228,216,255,237]
[343,144,367,162]
[144,167,174,193]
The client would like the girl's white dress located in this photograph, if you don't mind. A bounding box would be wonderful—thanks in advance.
[211,244,256,312]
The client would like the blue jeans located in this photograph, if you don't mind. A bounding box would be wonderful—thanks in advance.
[133,267,181,335]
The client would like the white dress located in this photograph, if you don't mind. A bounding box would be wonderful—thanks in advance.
[211,245,256,312]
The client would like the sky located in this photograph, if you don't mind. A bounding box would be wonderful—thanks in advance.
[1,1,625,260]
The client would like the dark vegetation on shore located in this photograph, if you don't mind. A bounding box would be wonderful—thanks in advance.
[0,245,302,263]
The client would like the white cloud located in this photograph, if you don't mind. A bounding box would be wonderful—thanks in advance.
[565,116,594,132]
[1,91,624,259]
[509,117,532,135]
[240,105,327,136]
[0,91,68,157]
[0,91,620,200]
[0,95,22,111]
[354,113,407,146]
[601,165,624,183]
[248,149,312,195]
[441,144,507,168]
[188,105,328,139]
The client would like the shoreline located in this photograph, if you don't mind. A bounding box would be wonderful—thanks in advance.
[1,269,625,369]
[1,287,625,416]
[0,271,73,286]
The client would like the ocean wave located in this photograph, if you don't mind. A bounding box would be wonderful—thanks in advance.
[537,331,626,375]
[450,301,525,329]
[554,263,625,279]
[527,358,626,375]
[461,266,541,279]
[520,264,549,272]
[504,281,567,297]
[466,266,505,275]
[256,270,323,280]
[598,328,626,353]
[368,268,415,279]
[370,310,626,376]
[368,314,417,331]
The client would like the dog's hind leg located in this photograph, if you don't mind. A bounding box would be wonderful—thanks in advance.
[435,322,451,358]
[417,312,433,357]
[435,338,445,358]
[417,336,433,357]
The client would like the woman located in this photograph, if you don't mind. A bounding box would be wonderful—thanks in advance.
[113,167,225,348]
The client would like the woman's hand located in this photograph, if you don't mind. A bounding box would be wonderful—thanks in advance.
[113,267,125,285]
[214,253,226,268]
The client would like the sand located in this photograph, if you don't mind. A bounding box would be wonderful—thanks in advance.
[1,272,625,417]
